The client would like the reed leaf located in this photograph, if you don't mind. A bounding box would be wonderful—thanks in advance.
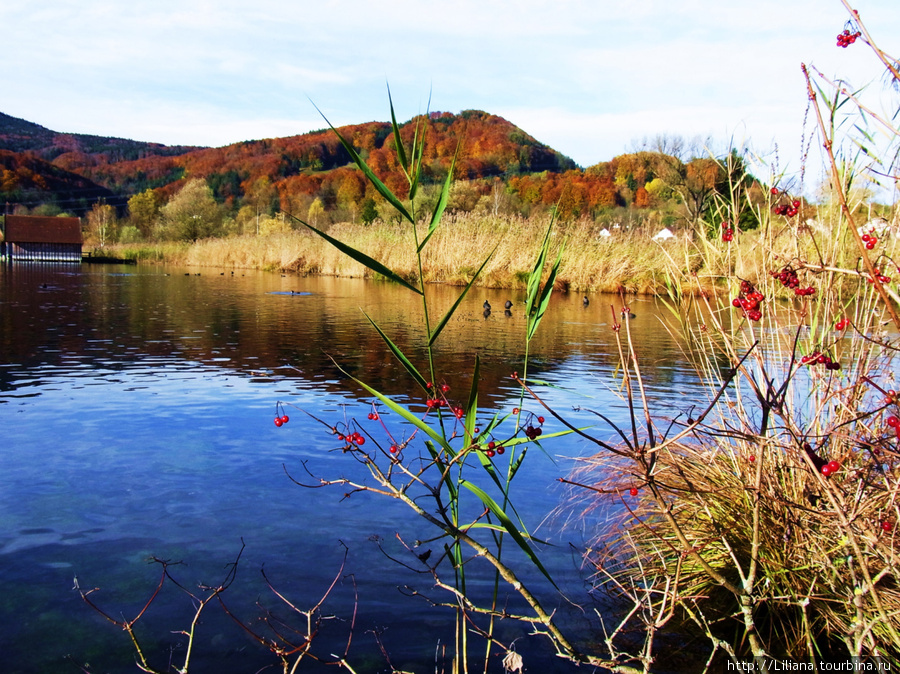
[428,249,494,346]
[347,375,454,456]
[363,311,429,391]
[288,214,422,295]
[458,480,557,589]
[528,240,565,342]
[310,101,414,223]
[387,85,409,175]
[418,148,458,253]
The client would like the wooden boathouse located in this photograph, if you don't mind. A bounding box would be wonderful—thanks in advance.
[1,215,83,262]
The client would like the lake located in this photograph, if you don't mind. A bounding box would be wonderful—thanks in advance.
[0,262,708,673]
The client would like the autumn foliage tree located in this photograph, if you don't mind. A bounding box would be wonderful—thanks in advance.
[127,188,161,239]
[156,179,222,241]
[85,201,117,247]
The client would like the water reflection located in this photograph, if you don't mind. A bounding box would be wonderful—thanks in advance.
[0,263,705,672]
[0,263,696,408]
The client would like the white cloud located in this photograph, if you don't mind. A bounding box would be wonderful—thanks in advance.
[1,0,898,189]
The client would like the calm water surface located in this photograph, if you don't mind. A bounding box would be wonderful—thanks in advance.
[0,263,709,672]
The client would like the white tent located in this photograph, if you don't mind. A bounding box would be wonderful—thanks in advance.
[858,217,891,237]
[652,228,675,241]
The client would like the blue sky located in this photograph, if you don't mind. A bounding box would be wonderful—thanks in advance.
[2,0,898,194]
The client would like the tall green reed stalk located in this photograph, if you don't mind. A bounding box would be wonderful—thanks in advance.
[283,91,613,673]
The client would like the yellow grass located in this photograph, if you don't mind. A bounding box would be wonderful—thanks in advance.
[104,209,891,298]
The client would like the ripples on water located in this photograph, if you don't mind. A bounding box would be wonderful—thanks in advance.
[0,263,709,672]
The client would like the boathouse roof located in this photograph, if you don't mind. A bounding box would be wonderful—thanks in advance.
[4,215,83,245]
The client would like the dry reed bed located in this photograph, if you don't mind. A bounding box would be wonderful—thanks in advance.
[106,211,889,298]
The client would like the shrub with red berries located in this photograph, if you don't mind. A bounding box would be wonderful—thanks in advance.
[773,198,801,218]
[770,265,816,297]
[721,220,734,243]
[865,266,891,284]
[861,232,879,250]
[836,27,861,47]
[731,279,765,322]
[800,350,841,371]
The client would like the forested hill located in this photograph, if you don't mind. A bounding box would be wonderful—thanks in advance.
[0,109,576,212]
[1,108,757,229]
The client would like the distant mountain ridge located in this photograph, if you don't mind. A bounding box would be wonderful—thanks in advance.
[0,111,203,162]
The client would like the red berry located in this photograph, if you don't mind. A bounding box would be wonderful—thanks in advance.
[882,521,894,533]
[355,435,365,445]
[367,412,375,420]
[274,417,283,427]
[485,449,495,458]
[749,455,756,462]
[792,199,801,208]
[281,415,289,424]
[440,383,450,393]
[827,460,840,473]
[821,465,833,477]
[537,416,545,424]
[389,444,399,454]
[488,441,496,450]
[770,187,779,195]
[629,487,639,496]
[512,407,519,415]
[887,416,900,428]
[496,446,505,455]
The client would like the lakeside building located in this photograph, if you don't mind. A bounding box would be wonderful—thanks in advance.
[0,215,83,262]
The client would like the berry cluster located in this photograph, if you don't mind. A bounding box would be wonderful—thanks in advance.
[836,28,861,47]
[424,381,453,410]
[274,403,291,427]
[866,267,892,284]
[484,441,505,458]
[773,199,801,218]
[800,350,841,371]
[337,430,366,446]
[721,221,734,242]
[820,459,841,477]
[835,317,850,331]
[861,232,879,250]
[513,407,545,440]
[731,280,765,322]
[771,265,816,297]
